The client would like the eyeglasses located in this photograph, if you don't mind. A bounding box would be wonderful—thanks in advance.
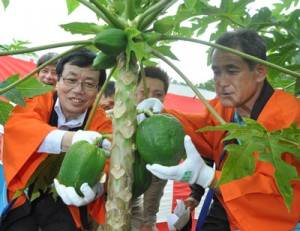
[61,77,99,91]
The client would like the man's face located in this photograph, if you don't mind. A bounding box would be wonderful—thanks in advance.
[137,77,166,103]
[211,49,265,112]
[37,64,57,86]
[56,63,100,121]
[99,94,115,111]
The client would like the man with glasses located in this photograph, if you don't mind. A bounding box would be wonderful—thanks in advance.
[1,48,112,231]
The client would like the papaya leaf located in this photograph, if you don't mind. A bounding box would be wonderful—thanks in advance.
[60,22,108,35]
[66,0,80,15]
[0,100,14,125]
[0,75,25,106]
[1,0,9,9]
[197,119,300,211]
[14,154,65,201]
[154,45,178,61]
[15,77,54,98]
[258,131,300,212]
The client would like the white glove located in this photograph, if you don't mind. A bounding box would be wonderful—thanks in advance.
[97,138,111,157]
[136,98,163,124]
[54,173,106,207]
[146,135,215,188]
[72,130,111,157]
[72,130,102,144]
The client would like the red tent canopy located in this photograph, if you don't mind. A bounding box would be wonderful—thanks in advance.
[0,56,36,81]
[164,93,205,113]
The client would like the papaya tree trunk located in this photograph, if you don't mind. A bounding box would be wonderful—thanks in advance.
[105,53,138,230]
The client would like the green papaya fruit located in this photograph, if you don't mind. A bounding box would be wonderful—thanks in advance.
[93,28,127,56]
[93,52,117,70]
[132,150,152,199]
[136,114,185,166]
[57,140,106,196]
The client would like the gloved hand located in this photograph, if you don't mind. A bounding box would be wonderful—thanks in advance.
[72,130,102,145]
[72,130,111,157]
[54,173,106,207]
[136,98,163,124]
[146,135,215,188]
[97,138,111,157]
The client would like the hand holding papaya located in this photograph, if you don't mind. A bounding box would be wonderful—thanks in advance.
[136,98,163,124]
[72,130,111,156]
[54,173,106,207]
[146,135,215,188]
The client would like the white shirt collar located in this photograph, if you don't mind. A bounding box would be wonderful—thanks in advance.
[54,98,87,130]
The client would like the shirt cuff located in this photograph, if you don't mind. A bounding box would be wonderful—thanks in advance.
[37,130,67,154]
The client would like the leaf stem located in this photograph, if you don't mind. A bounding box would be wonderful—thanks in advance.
[160,35,300,79]
[125,0,136,21]
[151,48,227,125]
[135,0,177,31]
[0,40,92,56]
[0,45,88,95]
[77,0,113,27]
[89,0,126,29]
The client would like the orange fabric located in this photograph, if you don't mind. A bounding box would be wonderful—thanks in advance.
[3,91,112,228]
[166,90,300,231]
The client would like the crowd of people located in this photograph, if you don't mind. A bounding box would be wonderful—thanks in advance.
[0,28,299,231]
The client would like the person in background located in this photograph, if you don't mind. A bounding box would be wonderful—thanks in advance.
[99,81,116,111]
[137,66,170,231]
[1,48,111,231]
[138,29,300,231]
[36,52,60,86]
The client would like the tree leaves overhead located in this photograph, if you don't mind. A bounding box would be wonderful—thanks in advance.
[197,119,300,211]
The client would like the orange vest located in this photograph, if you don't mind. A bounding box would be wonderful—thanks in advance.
[166,90,300,231]
[3,91,112,228]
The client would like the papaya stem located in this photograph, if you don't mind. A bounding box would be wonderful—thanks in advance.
[125,0,136,21]
[0,45,88,95]
[160,34,300,80]
[151,48,227,125]
[77,0,114,27]
[135,0,176,31]
[137,109,154,117]
[89,0,126,29]
[138,63,149,100]
[93,134,113,146]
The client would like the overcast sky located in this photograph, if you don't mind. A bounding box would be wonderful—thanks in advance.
[0,0,283,84]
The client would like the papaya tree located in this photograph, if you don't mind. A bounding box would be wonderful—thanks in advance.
[1,0,300,230]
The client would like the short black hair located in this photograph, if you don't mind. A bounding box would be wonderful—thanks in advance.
[56,48,107,87]
[138,66,170,93]
[212,29,267,70]
[102,81,115,97]
[37,52,60,73]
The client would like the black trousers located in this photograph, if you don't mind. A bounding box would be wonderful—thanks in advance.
[201,197,230,231]
[0,194,80,231]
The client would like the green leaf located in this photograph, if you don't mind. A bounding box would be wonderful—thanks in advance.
[197,119,300,211]
[0,75,25,106]
[1,0,9,9]
[154,45,179,60]
[0,100,14,125]
[16,77,54,98]
[15,154,65,201]
[66,0,80,15]
[60,22,108,35]
[184,0,196,11]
